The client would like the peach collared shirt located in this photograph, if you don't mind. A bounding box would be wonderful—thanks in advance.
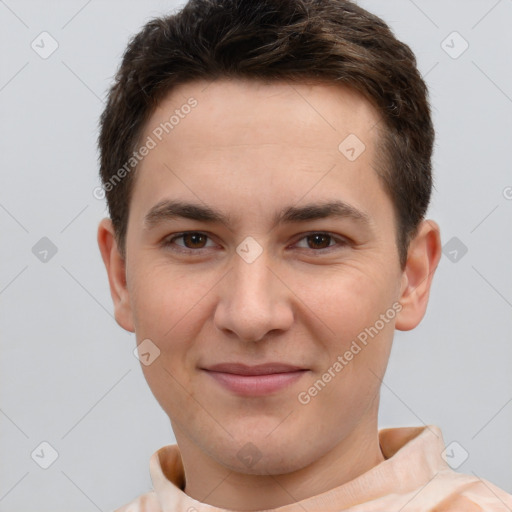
[113,425,512,511]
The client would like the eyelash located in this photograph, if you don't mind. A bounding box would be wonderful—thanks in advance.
[162,231,350,255]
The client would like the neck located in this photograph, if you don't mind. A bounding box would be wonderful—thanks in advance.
[176,412,385,510]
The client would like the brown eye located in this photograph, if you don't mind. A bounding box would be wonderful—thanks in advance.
[294,232,348,252]
[306,233,333,249]
[164,232,215,252]
[182,232,208,248]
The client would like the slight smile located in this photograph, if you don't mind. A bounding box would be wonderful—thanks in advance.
[201,363,310,397]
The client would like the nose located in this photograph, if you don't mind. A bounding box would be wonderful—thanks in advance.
[213,249,294,343]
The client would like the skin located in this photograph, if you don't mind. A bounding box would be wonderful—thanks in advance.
[98,78,442,510]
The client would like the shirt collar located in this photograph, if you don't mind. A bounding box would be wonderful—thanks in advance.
[149,425,449,511]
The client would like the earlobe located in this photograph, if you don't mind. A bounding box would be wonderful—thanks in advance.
[97,218,135,333]
[395,220,442,331]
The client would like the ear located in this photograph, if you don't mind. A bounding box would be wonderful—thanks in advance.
[97,218,135,332]
[395,220,442,331]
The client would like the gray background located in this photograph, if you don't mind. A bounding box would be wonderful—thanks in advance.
[1,0,511,510]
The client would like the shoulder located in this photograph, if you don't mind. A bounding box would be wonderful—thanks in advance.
[426,470,512,512]
[111,490,161,512]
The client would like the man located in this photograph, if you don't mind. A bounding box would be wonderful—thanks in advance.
[97,0,512,510]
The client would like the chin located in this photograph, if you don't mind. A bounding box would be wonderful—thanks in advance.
[212,433,319,476]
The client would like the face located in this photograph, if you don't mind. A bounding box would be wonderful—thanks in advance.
[100,79,435,476]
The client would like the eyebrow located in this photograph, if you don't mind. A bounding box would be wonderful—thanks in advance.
[143,199,371,230]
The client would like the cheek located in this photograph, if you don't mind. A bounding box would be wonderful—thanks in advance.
[294,267,396,396]
[130,265,206,421]
[128,264,209,409]
[129,261,211,339]
[290,264,395,340]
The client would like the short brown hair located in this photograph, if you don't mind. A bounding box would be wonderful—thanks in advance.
[98,0,434,269]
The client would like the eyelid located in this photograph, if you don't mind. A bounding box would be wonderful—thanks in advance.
[162,231,350,254]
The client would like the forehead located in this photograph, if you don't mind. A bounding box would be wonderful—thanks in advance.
[144,78,380,148]
[129,78,390,231]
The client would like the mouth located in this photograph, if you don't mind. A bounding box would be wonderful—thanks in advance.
[201,363,309,396]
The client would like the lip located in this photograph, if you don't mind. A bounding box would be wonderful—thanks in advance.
[202,363,308,396]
